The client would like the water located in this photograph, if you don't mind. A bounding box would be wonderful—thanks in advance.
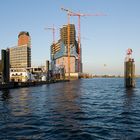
[0,78,140,140]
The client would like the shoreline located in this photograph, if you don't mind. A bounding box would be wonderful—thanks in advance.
[0,80,69,90]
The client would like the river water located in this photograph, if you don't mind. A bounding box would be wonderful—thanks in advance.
[0,78,140,140]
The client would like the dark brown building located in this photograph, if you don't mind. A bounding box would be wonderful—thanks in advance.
[0,60,2,82]
[0,49,10,82]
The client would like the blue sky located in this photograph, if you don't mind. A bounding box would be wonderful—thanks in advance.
[0,0,140,75]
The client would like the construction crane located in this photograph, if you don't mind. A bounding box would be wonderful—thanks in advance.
[61,7,71,80]
[44,25,56,76]
[44,24,56,44]
[44,25,56,58]
[61,7,106,79]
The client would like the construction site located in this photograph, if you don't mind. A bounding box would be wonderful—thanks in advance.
[45,7,105,80]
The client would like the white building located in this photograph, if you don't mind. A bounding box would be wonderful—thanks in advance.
[10,68,34,82]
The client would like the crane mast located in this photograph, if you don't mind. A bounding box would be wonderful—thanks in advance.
[61,8,71,80]
[45,24,56,44]
[61,7,106,79]
[45,25,56,77]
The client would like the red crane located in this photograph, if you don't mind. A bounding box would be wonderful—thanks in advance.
[61,7,106,78]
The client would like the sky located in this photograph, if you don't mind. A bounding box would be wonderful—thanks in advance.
[0,0,140,75]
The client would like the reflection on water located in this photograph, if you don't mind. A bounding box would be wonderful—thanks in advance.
[120,88,140,139]
[124,88,135,107]
[1,90,11,101]
[0,88,32,126]
[11,88,32,116]
[50,81,84,136]
[0,78,140,139]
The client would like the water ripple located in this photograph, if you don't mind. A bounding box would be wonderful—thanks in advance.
[0,78,140,139]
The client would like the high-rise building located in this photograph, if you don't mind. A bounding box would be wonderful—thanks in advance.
[10,45,31,68]
[0,49,10,82]
[18,31,31,46]
[51,24,79,78]
[9,31,31,68]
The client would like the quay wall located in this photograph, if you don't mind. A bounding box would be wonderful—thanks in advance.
[0,80,69,90]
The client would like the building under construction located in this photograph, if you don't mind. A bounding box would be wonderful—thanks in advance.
[50,24,80,79]
[60,24,77,45]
